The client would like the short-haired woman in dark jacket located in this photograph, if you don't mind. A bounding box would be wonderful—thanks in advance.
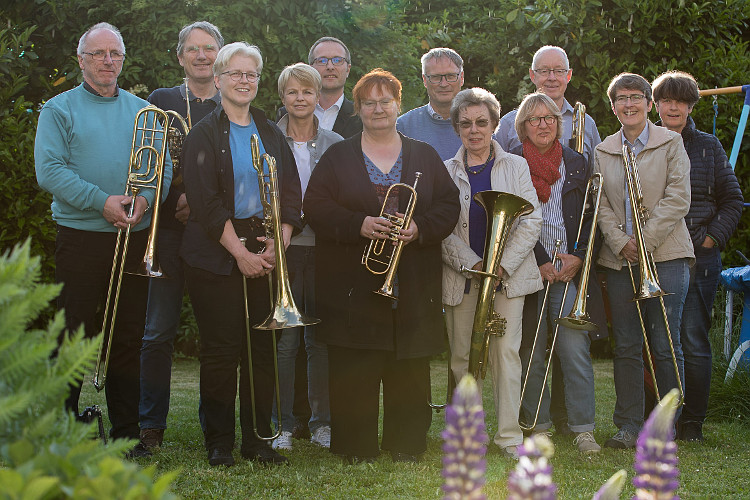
[652,70,744,441]
[182,42,302,466]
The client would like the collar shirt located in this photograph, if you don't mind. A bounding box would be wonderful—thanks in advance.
[426,102,450,121]
[540,159,568,269]
[315,93,344,131]
[83,81,119,97]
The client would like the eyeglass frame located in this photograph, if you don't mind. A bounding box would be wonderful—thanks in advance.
[526,115,558,127]
[312,56,349,67]
[184,44,218,55]
[531,68,570,78]
[81,50,126,62]
[614,93,647,105]
[361,98,396,110]
[220,70,262,83]
[423,72,461,84]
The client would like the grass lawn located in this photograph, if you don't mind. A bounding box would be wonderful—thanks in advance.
[80,357,750,499]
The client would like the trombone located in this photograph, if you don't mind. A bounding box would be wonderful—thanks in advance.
[622,145,684,407]
[520,173,603,431]
[362,172,421,300]
[93,105,171,391]
[243,134,320,441]
[571,102,586,155]
[461,191,534,380]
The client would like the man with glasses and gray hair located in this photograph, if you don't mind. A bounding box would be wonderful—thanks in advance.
[397,47,466,160]
[35,22,171,458]
[277,36,362,138]
[138,21,224,452]
[496,45,601,164]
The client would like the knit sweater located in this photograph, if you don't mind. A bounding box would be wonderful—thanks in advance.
[396,105,462,161]
[35,84,171,232]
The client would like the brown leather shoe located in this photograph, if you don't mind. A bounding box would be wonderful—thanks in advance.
[140,428,164,449]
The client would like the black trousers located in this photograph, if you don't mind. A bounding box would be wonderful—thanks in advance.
[55,225,148,440]
[185,261,278,452]
[328,344,431,458]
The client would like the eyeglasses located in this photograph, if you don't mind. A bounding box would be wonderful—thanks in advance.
[185,44,217,55]
[526,115,557,127]
[424,73,461,84]
[532,68,569,78]
[312,56,348,66]
[615,94,646,105]
[361,99,395,110]
[221,71,261,83]
[82,50,125,62]
[458,118,491,129]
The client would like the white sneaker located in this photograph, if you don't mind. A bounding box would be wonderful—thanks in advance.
[272,431,293,450]
[310,426,331,448]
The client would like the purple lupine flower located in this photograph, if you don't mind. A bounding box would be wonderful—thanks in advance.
[594,469,627,500]
[507,434,557,500]
[633,388,681,500]
[442,374,489,500]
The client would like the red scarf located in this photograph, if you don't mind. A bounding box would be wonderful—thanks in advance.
[522,139,562,203]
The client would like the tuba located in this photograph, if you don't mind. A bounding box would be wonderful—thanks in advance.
[461,191,534,380]
[622,144,684,406]
[241,134,320,441]
[571,102,586,155]
[93,105,171,391]
[362,172,421,300]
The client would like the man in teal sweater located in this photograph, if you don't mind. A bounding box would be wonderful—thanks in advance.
[35,22,171,457]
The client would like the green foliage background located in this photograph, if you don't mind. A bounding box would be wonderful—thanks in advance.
[1,0,749,335]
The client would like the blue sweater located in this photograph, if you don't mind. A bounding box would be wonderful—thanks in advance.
[35,84,171,232]
[396,105,462,161]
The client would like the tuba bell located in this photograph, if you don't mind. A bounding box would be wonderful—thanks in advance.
[461,191,534,380]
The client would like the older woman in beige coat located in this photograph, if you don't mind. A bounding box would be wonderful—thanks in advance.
[442,88,542,459]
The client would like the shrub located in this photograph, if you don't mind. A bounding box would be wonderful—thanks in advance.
[0,240,179,499]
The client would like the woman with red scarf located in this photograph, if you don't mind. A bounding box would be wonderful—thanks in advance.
[509,92,602,453]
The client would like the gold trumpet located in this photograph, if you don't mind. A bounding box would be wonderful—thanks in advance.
[622,145,684,407]
[462,191,534,380]
[520,173,603,431]
[244,134,320,441]
[93,105,170,391]
[571,102,586,155]
[362,172,421,300]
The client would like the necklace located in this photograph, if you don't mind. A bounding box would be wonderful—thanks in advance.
[464,144,494,175]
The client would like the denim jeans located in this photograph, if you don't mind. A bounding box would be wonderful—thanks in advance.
[607,258,688,434]
[680,246,721,424]
[273,245,330,433]
[520,281,595,433]
[139,227,184,430]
